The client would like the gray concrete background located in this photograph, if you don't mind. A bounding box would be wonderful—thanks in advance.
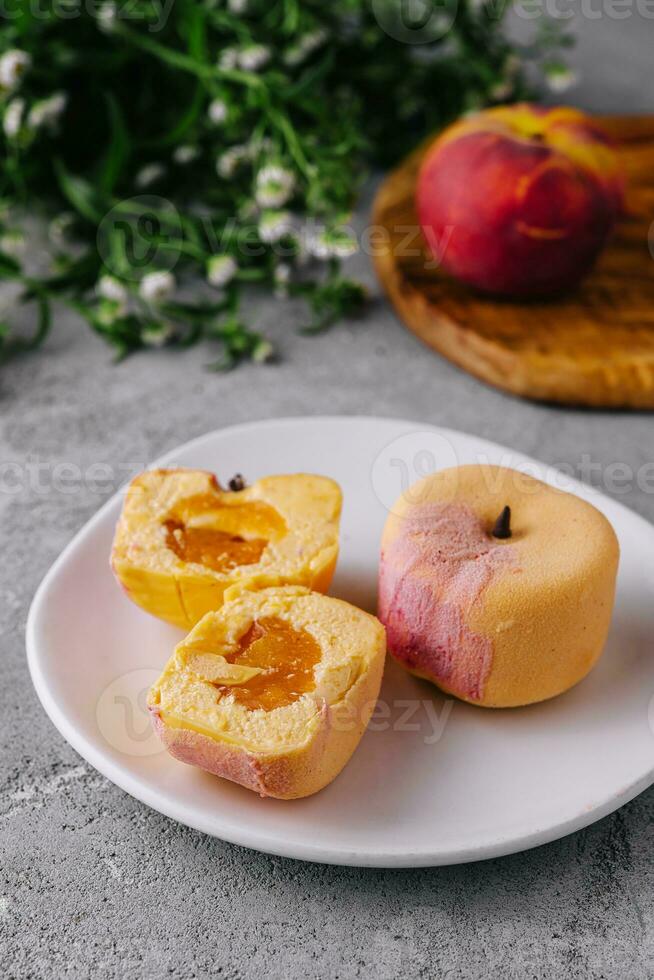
[3,14,654,980]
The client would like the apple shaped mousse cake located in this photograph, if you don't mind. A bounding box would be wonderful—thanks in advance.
[378,465,619,708]
[148,586,386,799]
[111,469,342,629]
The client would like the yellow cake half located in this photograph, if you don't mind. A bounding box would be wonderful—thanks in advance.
[148,586,387,799]
[111,468,342,629]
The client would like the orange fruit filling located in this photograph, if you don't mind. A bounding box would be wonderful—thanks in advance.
[217,616,321,711]
[163,492,287,573]
[165,523,267,573]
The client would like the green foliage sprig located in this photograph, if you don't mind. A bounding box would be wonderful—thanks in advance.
[0,0,570,367]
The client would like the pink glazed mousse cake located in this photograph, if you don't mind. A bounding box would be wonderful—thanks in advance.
[378,465,619,708]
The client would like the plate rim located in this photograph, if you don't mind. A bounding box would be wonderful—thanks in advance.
[25,414,654,867]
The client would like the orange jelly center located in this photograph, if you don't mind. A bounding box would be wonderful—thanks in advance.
[164,492,285,573]
[165,523,267,573]
[217,616,321,712]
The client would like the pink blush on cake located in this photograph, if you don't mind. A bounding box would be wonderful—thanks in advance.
[378,500,517,702]
[378,465,619,708]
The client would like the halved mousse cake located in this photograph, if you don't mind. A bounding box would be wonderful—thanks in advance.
[148,586,386,798]
[378,465,619,708]
[111,468,341,629]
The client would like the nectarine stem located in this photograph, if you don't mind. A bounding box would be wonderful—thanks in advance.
[228,474,246,491]
[492,506,512,539]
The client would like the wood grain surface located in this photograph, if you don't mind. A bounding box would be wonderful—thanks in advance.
[372,115,654,409]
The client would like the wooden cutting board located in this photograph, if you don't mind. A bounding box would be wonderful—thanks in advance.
[372,115,654,409]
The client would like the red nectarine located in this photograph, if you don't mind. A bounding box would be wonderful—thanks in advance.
[416,104,625,297]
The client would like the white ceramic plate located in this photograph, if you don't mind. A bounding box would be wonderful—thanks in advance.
[27,417,654,867]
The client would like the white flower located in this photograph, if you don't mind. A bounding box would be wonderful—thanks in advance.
[142,323,175,347]
[216,144,248,178]
[49,211,75,248]
[0,230,25,257]
[294,235,310,267]
[252,338,274,363]
[544,65,579,93]
[238,45,270,72]
[95,302,121,328]
[0,50,30,91]
[96,274,128,306]
[284,29,328,67]
[238,199,258,220]
[462,101,482,118]
[258,210,292,244]
[303,28,328,52]
[135,163,166,188]
[335,237,358,259]
[306,227,358,260]
[283,45,305,69]
[255,164,295,208]
[489,80,513,102]
[248,135,273,161]
[27,92,67,131]
[173,144,199,165]
[97,2,118,33]
[228,0,248,11]
[218,47,239,71]
[3,98,24,139]
[207,98,228,125]
[273,262,291,299]
[274,262,291,284]
[139,270,175,304]
[207,254,237,288]
[503,54,522,77]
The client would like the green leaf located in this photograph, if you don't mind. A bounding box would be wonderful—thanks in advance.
[26,286,52,351]
[145,2,208,149]
[0,282,51,362]
[0,252,21,277]
[147,83,204,149]
[97,95,130,195]
[54,161,103,224]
